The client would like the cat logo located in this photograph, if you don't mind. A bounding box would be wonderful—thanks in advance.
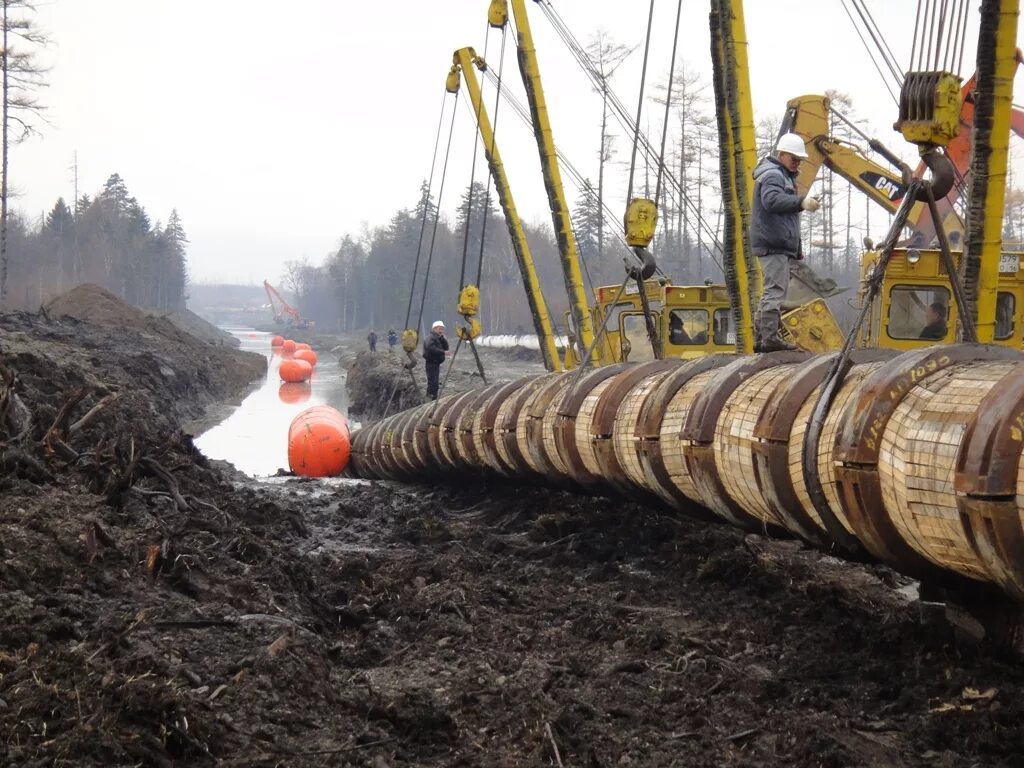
[860,171,907,202]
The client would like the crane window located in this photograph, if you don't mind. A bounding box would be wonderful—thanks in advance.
[667,309,709,346]
[996,292,1016,341]
[621,313,659,362]
[712,309,734,346]
[886,286,951,341]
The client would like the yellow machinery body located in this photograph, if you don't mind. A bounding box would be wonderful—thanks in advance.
[588,279,842,363]
[860,248,1024,350]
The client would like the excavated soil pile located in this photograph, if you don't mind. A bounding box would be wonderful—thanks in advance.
[159,307,240,347]
[346,343,531,421]
[2,297,1024,766]
[47,283,239,347]
[346,351,427,418]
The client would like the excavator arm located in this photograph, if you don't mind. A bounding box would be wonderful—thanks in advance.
[263,280,306,326]
[784,57,1024,248]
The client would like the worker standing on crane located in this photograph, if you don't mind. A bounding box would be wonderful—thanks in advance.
[750,132,821,352]
[423,321,449,399]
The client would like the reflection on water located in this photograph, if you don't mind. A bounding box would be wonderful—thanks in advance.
[194,327,351,476]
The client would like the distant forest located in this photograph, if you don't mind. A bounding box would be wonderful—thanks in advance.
[277,178,734,337]
[2,173,188,312]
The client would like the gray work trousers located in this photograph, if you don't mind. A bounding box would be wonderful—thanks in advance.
[757,253,792,317]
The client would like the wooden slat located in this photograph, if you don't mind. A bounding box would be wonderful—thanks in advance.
[660,369,717,504]
[716,365,801,527]
[613,370,677,488]
[786,362,886,539]
[880,361,1016,580]
[576,378,617,477]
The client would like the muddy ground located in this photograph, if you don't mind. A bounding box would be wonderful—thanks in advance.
[2,297,1024,766]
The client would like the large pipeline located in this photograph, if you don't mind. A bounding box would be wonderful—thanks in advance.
[349,346,1024,604]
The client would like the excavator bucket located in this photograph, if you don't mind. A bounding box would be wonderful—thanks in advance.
[781,298,845,353]
[783,260,846,311]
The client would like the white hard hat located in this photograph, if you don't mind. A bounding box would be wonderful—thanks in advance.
[432,320,445,329]
[776,132,809,159]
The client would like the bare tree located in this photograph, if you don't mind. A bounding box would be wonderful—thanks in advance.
[0,0,46,305]
[585,30,636,262]
[651,64,713,276]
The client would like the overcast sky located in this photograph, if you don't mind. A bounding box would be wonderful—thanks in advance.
[11,1,1024,285]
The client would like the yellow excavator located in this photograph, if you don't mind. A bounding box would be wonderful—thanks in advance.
[783,64,1024,351]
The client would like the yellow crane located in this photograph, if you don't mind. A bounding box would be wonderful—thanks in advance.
[446,47,564,372]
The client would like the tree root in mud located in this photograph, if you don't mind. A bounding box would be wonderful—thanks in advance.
[0,356,179,513]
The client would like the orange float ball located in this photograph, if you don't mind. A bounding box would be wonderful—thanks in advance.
[295,342,312,351]
[288,405,351,477]
[279,358,313,383]
[282,339,297,353]
[271,335,284,347]
[278,382,312,405]
[294,349,318,366]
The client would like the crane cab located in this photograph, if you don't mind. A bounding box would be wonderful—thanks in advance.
[859,247,1024,349]
[588,280,666,364]
[655,284,736,360]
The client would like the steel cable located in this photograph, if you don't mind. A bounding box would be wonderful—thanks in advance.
[415,91,461,335]
[626,0,657,201]
[405,90,452,330]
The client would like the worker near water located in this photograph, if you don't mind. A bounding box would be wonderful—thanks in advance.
[387,328,398,351]
[919,302,949,340]
[750,132,820,352]
[423,320,449,399]
[367,329,378,352]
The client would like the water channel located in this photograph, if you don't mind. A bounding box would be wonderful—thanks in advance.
[194,328,352,477]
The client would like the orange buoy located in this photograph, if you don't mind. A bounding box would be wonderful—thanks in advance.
[288,405,351,477]
[280,358,313,383]
[295,348,318,366]
[278,382,312,404]
[295,342,312,351]
[271,335,284,347]
[282,339,297,353]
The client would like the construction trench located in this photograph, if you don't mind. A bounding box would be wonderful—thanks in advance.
[4,288,1024,765]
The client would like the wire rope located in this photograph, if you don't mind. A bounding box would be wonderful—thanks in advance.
[404,90,450,330]
[458,25,493,292]
[840,0,900,104]
[415,90,460,335]
[627,0,657,201]
[654,0,684,210]
[475,25,508,287]
[535,1,728,268]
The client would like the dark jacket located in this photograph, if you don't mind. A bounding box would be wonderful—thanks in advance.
[919,320,947,340]
[751,157,803,258]
[423,332,449,365]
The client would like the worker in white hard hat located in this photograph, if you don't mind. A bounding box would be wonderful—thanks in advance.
[423,320,449,399]
[749,132,821,352]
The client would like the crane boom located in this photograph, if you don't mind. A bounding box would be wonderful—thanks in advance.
[710,0,759,354]
[447,47,563,372]
[965,0,1021,342]
[489,0,598,365]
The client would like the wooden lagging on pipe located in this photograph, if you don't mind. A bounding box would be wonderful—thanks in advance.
[348,345,1024,602]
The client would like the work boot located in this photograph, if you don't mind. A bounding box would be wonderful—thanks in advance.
[755,310,797,353]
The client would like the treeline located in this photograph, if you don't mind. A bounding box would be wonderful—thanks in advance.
[2,173,188,311]
[280,177,732,335]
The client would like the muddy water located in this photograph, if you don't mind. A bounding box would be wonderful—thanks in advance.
[194,328,352,476]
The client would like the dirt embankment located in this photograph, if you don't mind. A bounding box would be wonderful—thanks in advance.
[2,288,1024,766]
[345,337,548,421]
